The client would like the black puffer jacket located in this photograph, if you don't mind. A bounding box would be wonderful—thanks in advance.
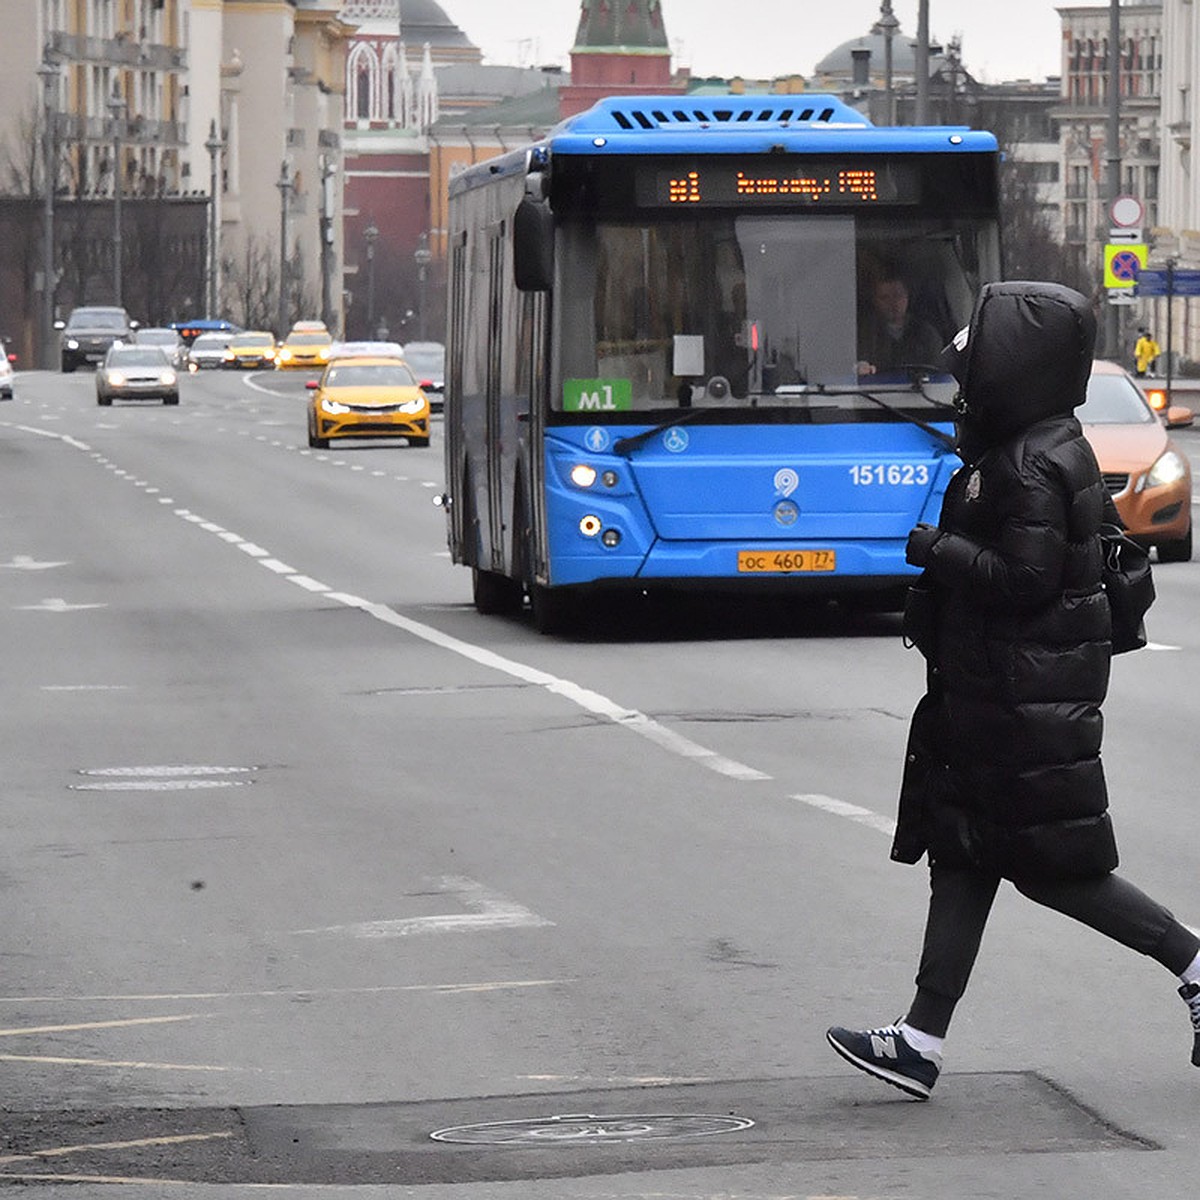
[891,281,1118,879]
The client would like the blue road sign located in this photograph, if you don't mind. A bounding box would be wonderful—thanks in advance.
[1135,268,1200,296]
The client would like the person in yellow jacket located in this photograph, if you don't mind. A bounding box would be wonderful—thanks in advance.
[1135,328,1161,377]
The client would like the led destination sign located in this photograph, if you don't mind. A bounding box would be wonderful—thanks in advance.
[636,161,921,208]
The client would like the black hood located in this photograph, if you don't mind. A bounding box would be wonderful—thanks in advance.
[942,281,1096,450]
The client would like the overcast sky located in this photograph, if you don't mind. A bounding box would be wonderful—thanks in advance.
[439,1,1064,86]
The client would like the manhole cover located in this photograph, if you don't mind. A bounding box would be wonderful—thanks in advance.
[429,1112,754,1145]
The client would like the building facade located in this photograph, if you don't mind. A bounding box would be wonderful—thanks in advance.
[0,0,354,362]
[0,0,202,363]
[185,0,354,332]
[1055,3,1163,296]
[1157,0,1200,363]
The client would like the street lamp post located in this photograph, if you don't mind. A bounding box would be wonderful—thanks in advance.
[363,221,378,338]
[276,160,292,336]
[1104,0,1123,357]
[414,232,431,341]
[873,0,899,125]
[204,119,225,320]
[37,57,59,370]
[318,154,336,332]
[914,0,930,124]
[108,85,126,307]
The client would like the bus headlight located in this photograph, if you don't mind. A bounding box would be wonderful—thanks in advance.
[601,528,621,547]
[579,514,602,536]
[570,464,597,488]
[601,470,618,487]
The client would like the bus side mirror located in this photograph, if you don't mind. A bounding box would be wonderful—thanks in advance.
[513,198,553,292]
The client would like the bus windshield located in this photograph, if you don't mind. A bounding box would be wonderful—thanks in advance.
[555,212,998,417]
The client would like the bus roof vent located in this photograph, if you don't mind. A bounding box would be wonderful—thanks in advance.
[567,94,871,134]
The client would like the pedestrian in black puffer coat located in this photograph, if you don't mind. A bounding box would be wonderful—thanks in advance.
[826,281,1200,1100]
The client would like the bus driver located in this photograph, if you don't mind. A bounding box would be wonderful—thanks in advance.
[857,274,943,377]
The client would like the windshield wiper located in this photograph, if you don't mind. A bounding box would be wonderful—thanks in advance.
[813,376,958,451]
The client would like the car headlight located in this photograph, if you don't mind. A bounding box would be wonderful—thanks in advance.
[160,371,177,386]
[398,398,426,413]
[318,347,330,360]
[107,371,126,385]
[1142,449,1188,490]
[279,350,291,362]
[112,339,124,348]
[320,397,350,414]
[66,338,79,349]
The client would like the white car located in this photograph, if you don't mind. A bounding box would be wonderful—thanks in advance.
[0,339,14,399]
[187,333,233,371]
[399,340,444,410]
[328,340,406,359]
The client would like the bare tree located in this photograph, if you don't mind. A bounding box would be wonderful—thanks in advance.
[223,234,279,331]
[999,156,1088,294]
[0,102,43,197]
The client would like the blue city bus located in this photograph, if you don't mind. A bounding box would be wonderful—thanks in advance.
[441,94,1001,632]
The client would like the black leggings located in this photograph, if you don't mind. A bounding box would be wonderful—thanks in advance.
[906,862,1200,1037]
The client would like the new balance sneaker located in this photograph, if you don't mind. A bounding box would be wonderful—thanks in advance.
[826,1022,942,1099]
[1179,982,1200,1067]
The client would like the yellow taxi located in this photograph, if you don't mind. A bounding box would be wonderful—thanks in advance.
[276,325,333,370]
[225,330,277,369]
[305,355,430,448]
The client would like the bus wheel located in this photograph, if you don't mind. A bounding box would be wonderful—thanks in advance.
[528,582,573,635]
[472,568,523,616]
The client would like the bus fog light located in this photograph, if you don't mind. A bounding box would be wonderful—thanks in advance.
[602,528,621,547]
[570,464,597,487]
[601,470,618,487]
[579,514,602,536]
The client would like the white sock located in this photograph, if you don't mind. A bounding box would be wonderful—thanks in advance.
[1179,950,1200,986]
[899,1021,944,1058]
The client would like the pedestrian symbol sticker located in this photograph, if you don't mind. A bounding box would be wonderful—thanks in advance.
[1104,243,1147,289]
[585,427,610,452]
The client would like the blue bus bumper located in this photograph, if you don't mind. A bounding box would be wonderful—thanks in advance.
[542,424,958,590]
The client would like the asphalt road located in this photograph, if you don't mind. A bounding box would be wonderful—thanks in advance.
[1,366,1200,1198]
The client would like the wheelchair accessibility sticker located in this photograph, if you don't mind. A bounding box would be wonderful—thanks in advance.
[663,427,690,453]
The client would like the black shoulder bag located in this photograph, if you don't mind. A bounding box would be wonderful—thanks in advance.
[1100,523,1155,654]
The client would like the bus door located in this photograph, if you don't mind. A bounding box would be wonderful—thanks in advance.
[525,290,549,583]
[486,224,505,567]
[446,231,468,557]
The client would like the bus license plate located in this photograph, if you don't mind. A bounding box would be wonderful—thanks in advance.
[738,549,836,573]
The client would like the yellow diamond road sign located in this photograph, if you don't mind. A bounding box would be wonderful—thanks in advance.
[1104,243,1148,288]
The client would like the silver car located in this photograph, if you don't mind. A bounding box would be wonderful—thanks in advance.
[96,345,179,406]
[0,339,14,400]
[134,327,187,370]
